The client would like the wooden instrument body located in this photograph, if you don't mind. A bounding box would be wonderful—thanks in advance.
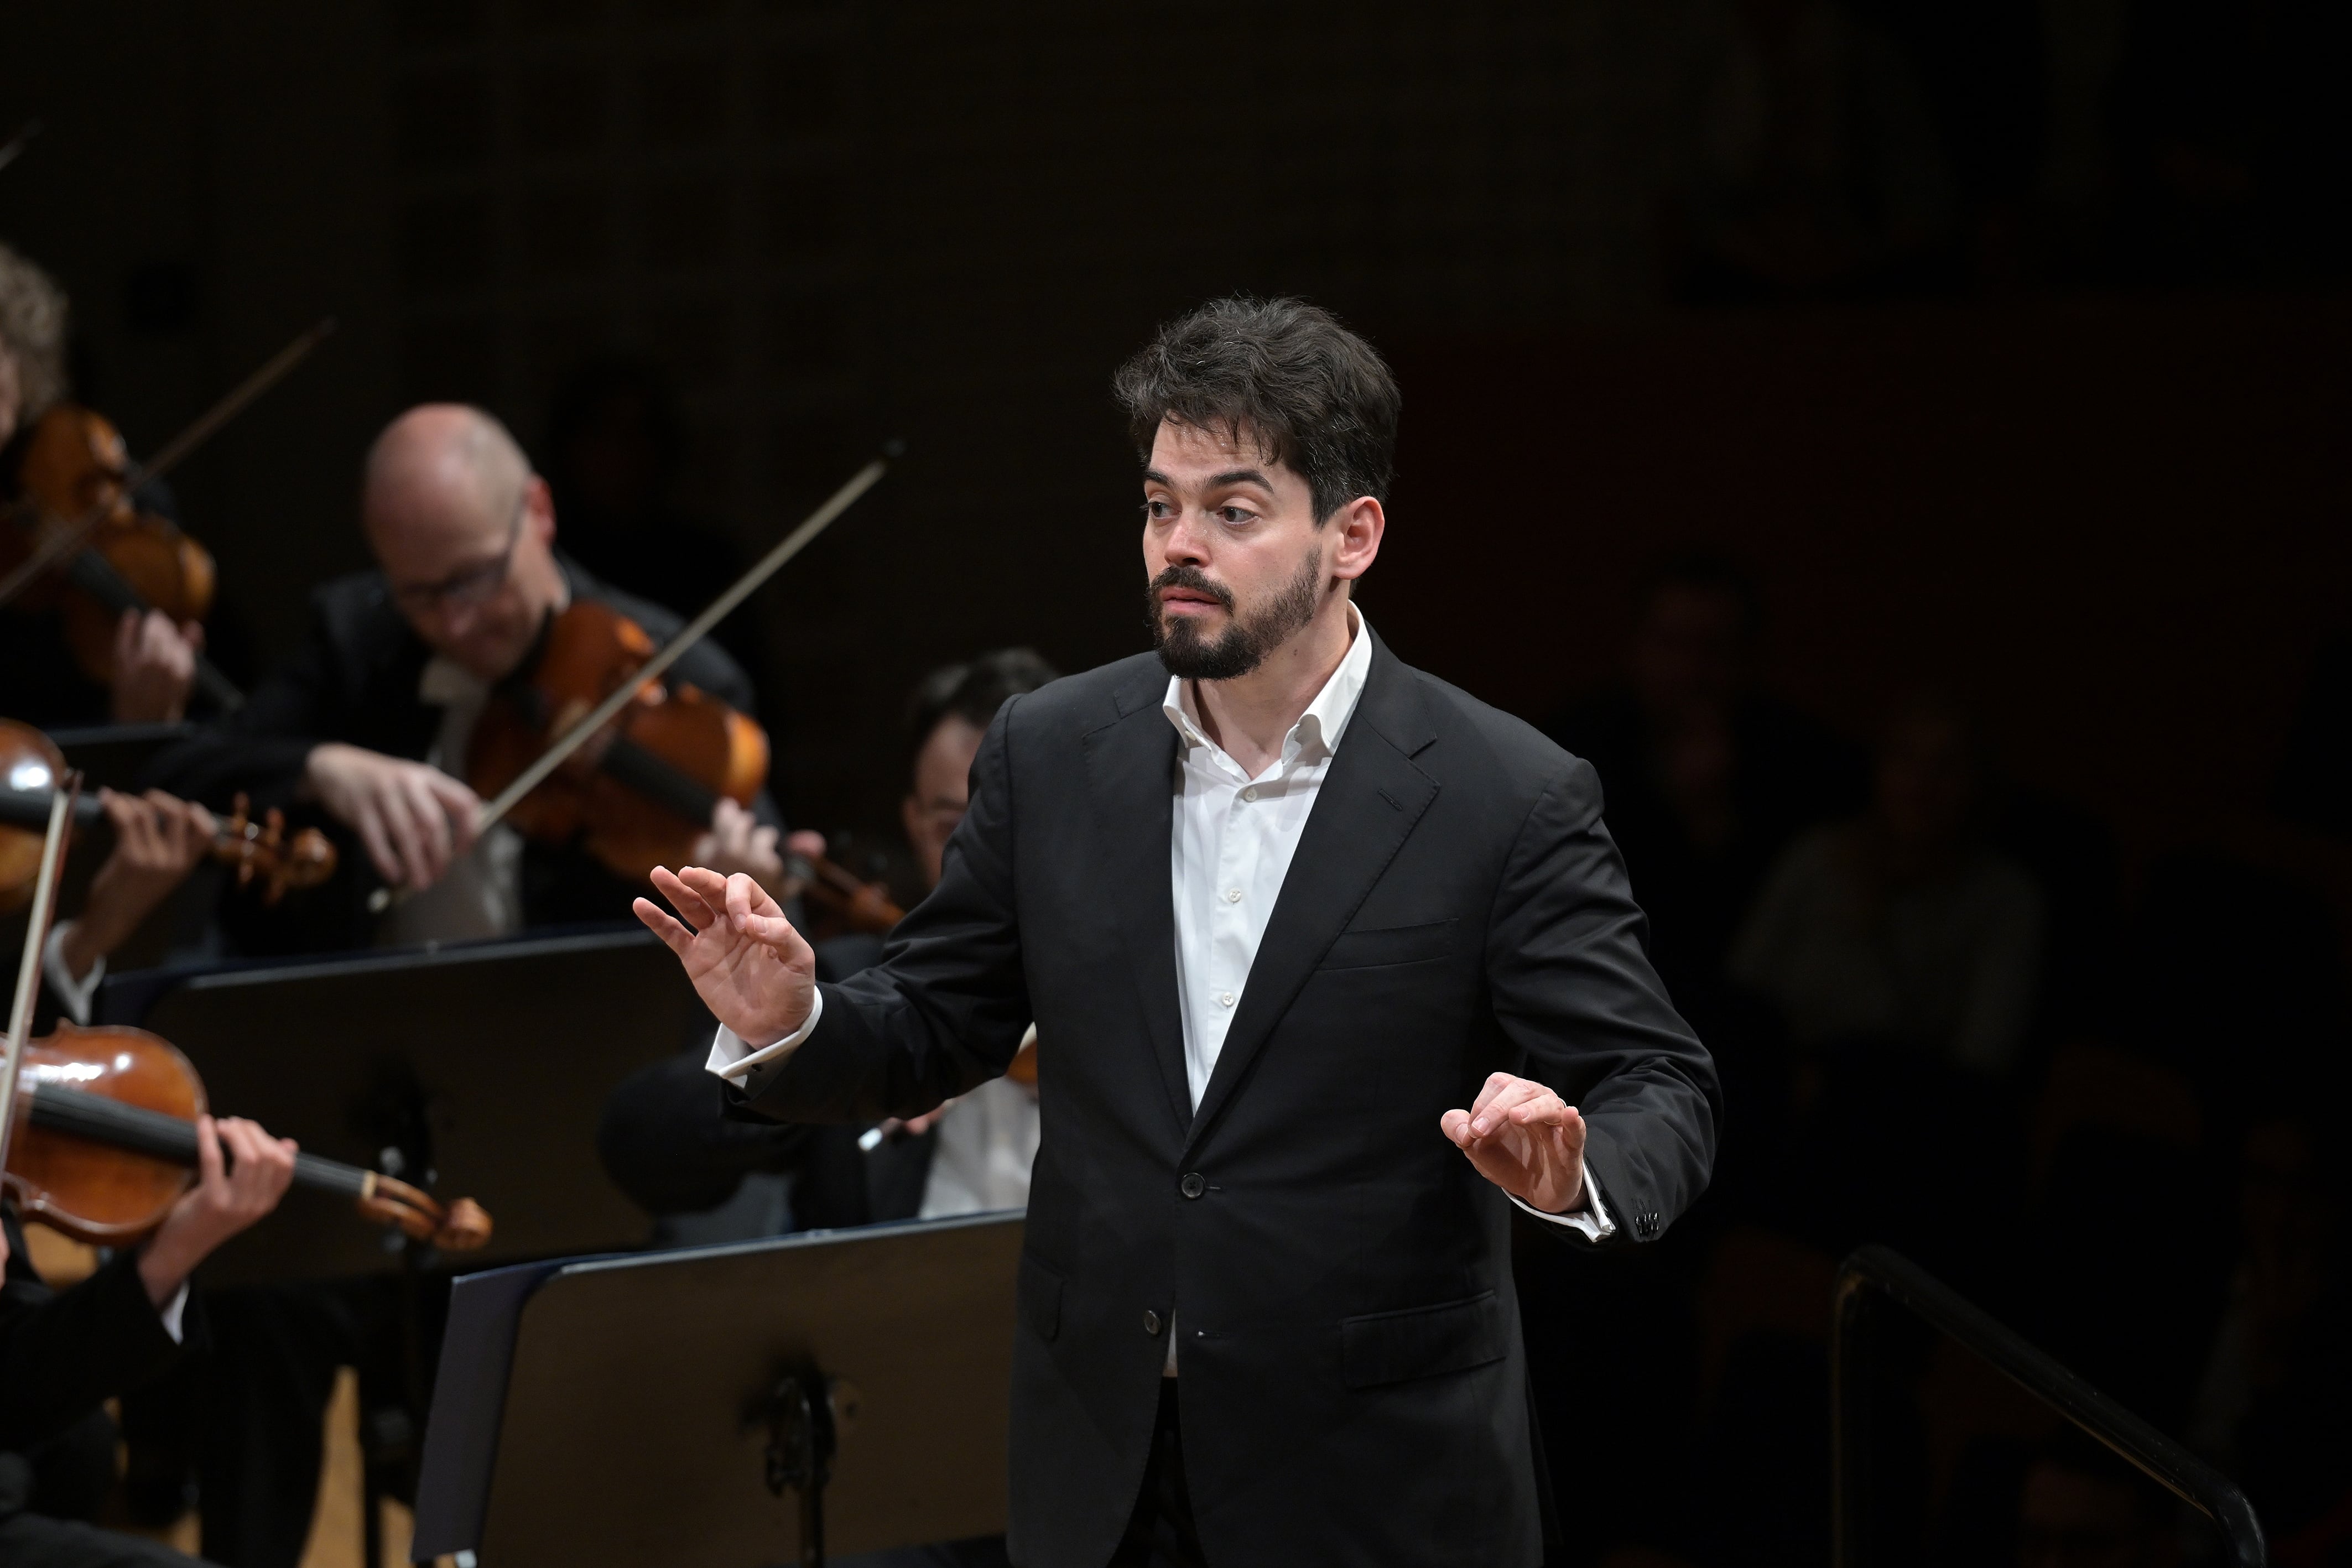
[468,598,769,887]
[0,717,336,909]
[0,721,67,914]
[4,405,216,686]
[5,1023,202,1244]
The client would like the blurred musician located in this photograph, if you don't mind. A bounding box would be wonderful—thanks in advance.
[0,1115,294,1568]
[148,403,784,949]
[600,648,1058,1240]
[0,242,207,728]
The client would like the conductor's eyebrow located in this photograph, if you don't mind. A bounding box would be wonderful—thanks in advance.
[1141,467,1275,491]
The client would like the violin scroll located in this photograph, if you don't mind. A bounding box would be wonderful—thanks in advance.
[218,793,337,905]
[356,1170,493,1251]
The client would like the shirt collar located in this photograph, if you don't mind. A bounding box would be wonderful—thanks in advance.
[1161,602,1373,768]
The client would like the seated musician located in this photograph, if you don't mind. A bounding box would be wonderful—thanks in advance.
[601,648,1058,1238]
[0,241,209,728]
[2,792,296,1565]
[0,1118,294,1568]
[148,403,784,950]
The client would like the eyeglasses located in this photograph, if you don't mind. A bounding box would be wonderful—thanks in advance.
[389,500,525,616]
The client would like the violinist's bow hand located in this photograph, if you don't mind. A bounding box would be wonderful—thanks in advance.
[1439,1072,1588,1215]
[636,864,816,1050]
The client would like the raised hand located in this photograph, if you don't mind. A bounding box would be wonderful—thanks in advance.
[1439,1072,1587,1214]
[634,864,816,1049]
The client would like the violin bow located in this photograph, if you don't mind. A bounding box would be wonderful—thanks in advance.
[0,773,77,1178]
[0,319,337,612]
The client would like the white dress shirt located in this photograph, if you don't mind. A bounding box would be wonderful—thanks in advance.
[377,655,524,949]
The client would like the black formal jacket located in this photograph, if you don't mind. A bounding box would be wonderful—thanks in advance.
[730,635,1720,1568]
[145,554,772,946]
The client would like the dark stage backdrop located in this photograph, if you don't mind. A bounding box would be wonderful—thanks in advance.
[1,4,2345,877]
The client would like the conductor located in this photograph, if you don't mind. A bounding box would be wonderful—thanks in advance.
[636,298,1719,1567]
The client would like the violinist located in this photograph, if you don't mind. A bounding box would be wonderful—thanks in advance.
[0,1115,293,1568]
[149,403,785,949]
[0,242,209,729]
[600,648,1057,1241]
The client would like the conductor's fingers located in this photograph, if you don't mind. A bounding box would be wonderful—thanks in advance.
[649,866,717,928]
[1469,1079,1557,1137]
[677,864,732,907]
[725,872,795,944]
[633,897,697,956]
[1439,1108,1476,1148]
[1467,1072,1517,1121]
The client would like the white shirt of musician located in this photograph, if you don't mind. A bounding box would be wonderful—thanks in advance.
[376,657,525,947]
[707,605,1611,1363]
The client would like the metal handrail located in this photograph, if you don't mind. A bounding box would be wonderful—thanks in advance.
[1832,1244,2266,1568]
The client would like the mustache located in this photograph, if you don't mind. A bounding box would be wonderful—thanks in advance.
[1148,565,1235,612]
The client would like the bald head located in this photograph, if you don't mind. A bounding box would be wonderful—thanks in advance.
[363,404,531,554]
[364,403,568,679]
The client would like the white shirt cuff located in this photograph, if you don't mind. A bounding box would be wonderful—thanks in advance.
[705,990,825,1082]
[41,922,103,1026]
[157,1283,189,1344]
[1508,1158,1615,1242]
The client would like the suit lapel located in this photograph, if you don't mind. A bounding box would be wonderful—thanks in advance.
[1080,668,1195,1139]
[1183,639,1441,1158]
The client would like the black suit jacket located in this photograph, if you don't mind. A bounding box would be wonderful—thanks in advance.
[731,635,1719,1568]
[146,554,772,947]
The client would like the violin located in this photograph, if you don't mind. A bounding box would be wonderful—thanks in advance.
[1,764,484,1254]
[0,719,334,914]
[792,846,902,939]
[6,1020,491,1251]
[466,598,770,889]
[1,404,244,710]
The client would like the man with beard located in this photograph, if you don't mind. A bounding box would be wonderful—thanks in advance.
[635,297,1719,1567]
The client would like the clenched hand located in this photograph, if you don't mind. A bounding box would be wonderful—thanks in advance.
[1440,1072,1588,1214]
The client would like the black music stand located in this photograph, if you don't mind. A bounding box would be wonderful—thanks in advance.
[411,1211,1024,1567]
[92,926,705,1284]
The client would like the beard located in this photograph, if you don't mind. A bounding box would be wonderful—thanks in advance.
[1147,548,1325,681]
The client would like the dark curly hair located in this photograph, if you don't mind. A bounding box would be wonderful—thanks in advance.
[1111,296,1399,523]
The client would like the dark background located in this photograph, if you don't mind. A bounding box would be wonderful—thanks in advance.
[5,1,2343,867]
[6,6,2352,1560]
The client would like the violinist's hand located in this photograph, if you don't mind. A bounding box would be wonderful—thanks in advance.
[56,790,216,982]
[137,1115,296,1309]
[1440,1073,1588,1215]
[111,608,202,725]
[635,865,815,1049]
[691,799,785,897]
[303,743,481,892]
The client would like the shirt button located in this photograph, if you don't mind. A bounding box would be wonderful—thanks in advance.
[1180,1172,1207,1200]
[1224,888,1242,903]
[1241,786,1258,801]
[1143,1310,1164,1337]
[1219,992,1234,1007]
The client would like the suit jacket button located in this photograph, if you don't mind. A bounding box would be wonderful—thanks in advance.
[1179,1172,1206,1200]
[1143,1310,1164,1337]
